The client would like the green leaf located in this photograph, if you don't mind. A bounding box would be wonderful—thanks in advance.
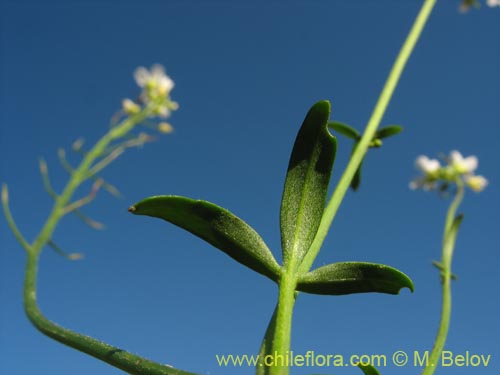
[129,196,281,282]
[328,121,361,140]
[256,304,278,375]
[349,143,363,191]
[375,125,403,139]
[351,163,362,191]
[280,101,337,265]
[296,262,414,295]
[357,363,382,375]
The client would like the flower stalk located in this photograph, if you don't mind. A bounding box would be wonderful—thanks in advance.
[3,64,181,375]
[299,0,438,273]
[421,179,465,375]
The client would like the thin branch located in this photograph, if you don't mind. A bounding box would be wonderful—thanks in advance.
[87,148,125,177]
[39,158,59,200]
[48,239,84,260]
[72,209,106,230]
[1,184,32,253]
[101,132,156,156]
[57,148,75,175]
[62,179,104,215]
[59,148,121,198]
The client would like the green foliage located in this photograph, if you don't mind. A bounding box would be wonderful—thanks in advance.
[329,122,403,191]
[357,363,382,375]
[328,121,360,140]
[280,100,337,266]
[297,262,414,295]
[129,195,281,282]
[376,125,403,140]
[256,304,279,375]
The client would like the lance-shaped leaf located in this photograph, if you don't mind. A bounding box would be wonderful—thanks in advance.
[256,304,278,375]
[357,363,382,375]
[349,143,363,191]
[129,196,281,282]
[296,262,414,295]
[280,100,337,265]
[351,126,403,191]
[375,125,403,139]
[328,121,360,140]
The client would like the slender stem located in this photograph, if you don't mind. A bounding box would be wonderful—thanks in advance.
[24,251,195,375]
[10,105,192,375]
[422,181,464,375]
[262,2,439,374]
[2,184,32,253]
[299,0,438,274]
[268,270,298,375]
[30,109,149,256]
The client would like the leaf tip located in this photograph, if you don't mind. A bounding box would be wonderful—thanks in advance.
[402,279,415,293]
[314,99,331,113]
[128,205,137,213]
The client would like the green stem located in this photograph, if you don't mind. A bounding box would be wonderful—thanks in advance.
[2,185,32,253]
[24,251,195,375]
[10,105,192,375]
[30,108,150,256]
[299,0,438,274]
[268,266,298,375]
[422,181,464,375]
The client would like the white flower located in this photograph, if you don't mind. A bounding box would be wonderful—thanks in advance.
[154,105,170,118]
[134,64,174,95]
[415,155,441,174]
[465,175,488,192]
[131,64,178,120]
[449,150,478,174]
[411,150,488,194]
[487,0,500,7]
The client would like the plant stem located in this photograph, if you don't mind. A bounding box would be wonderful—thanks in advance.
[24,251,194,375]
[299,0,438,274]
[269,271,298,375]
[422,181,464,375]
[6,105,193,375]
[30,110,149,257]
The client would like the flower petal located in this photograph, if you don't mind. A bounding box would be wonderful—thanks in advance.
[416,155,440,174]
[134,67,150,87]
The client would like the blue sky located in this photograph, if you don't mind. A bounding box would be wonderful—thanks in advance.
[1,1,499,374]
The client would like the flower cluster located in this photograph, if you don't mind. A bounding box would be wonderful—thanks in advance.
[410,151,488,193]
[460,0,500,13]
[122,64,179,124]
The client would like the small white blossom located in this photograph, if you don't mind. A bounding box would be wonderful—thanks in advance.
[411,150,487,194]
[154,105,170,118]
[134,64,174,95]
[487,0,500,7]
[130,64,178,120]
[449,150,478,174]
[416,155,441,174]
[465,175,488,192]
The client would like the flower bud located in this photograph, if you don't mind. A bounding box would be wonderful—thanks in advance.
[465,175,488,192]
[122,99,141,115]
[158,122,174,134]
